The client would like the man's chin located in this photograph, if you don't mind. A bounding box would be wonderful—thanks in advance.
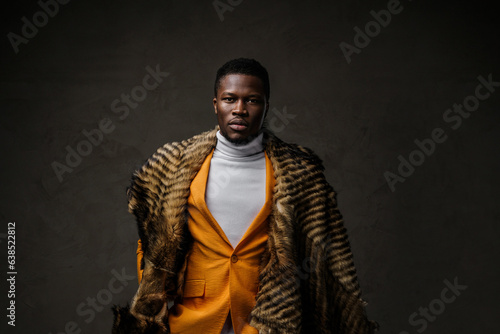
[221,129,256,145]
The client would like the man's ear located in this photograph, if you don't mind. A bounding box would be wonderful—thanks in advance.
[213,97,218,114]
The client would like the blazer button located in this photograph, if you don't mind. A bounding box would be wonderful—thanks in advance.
[231,255,238,263]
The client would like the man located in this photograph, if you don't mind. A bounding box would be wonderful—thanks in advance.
[112,58,377,333]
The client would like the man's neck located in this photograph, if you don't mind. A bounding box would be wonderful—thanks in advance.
[215,130,264,158]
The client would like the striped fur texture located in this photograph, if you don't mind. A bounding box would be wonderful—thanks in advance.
[112,126,378,334]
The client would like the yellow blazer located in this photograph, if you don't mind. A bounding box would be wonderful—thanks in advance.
[137,149,275,334]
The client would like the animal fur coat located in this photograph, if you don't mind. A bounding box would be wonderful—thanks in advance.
[112,126,378,334]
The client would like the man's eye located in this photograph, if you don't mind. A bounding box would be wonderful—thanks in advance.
[223,97,234,102]
[248,99,259,103]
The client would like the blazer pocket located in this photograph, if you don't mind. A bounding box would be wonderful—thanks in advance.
[183,279,206,298]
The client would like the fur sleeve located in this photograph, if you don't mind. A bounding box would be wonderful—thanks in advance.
[112,128,217,333]
[296,152,378,333]
[112,143,185,333]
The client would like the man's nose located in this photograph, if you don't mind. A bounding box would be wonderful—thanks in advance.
[232,99,247,115]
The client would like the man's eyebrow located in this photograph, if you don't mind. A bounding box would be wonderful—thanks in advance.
[220,92,263,97]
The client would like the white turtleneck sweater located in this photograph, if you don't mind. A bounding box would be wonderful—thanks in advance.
[206,130,267,248]
[205,130,267,334]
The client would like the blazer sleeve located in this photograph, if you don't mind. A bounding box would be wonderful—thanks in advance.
[136,239,144,284]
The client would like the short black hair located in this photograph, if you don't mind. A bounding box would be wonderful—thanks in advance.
[214,58,270,100]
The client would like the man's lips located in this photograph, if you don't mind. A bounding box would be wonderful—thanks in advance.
[228,119,248,131]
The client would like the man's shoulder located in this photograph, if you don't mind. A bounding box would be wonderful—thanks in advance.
[263,129,324,169]
[127,127,218,215]
[138,127,218,170]
[155,126,218,158]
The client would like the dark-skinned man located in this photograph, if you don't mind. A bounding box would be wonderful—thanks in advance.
[112,58,377,334]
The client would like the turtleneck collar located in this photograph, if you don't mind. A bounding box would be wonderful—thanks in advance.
[214,130,264,160]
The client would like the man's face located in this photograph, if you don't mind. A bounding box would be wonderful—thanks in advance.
[213,74,269,144]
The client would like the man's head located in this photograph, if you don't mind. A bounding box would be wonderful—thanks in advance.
[213,58,270,144]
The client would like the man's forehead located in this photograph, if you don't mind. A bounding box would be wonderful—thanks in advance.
[219,74,265,91]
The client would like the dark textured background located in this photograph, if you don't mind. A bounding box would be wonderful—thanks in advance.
[1,0,499,333]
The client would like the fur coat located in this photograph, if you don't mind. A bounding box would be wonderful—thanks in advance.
[112,126,378,334]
